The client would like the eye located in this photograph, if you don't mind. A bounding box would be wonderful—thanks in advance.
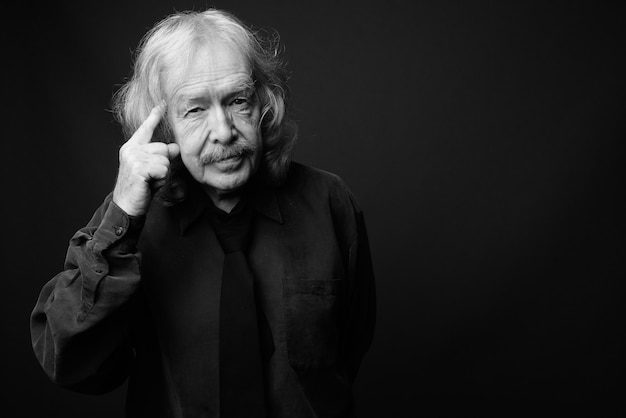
[229,95,254,115]
[185,107,203,116]
[230,97,249,106]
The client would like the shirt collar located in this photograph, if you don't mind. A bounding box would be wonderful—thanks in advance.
[176,176,283,235]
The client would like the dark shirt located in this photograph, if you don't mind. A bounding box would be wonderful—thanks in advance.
[30,162,376,417]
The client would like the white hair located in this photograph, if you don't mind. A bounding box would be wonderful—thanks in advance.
[112,9,297,183]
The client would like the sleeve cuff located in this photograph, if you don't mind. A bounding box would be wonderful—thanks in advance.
[92,200,145,253]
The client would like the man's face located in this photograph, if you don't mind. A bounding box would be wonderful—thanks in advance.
[167,41,262,197]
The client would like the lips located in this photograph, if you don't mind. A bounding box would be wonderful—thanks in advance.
[215,153,242,163]
[212,154,244,170]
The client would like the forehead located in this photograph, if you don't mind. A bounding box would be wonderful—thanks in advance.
[165,40,251,100]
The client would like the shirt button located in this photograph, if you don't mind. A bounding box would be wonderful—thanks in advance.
[114,226,124,236]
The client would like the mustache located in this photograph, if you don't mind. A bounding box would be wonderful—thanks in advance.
[199,140,257,164]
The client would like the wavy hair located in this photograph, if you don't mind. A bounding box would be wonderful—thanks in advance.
[112,9,297,185]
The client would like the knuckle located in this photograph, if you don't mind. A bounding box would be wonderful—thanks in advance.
[152,166,167,179]
[154,142,168,154]
[120,147,137,163]
[118,147,130,161]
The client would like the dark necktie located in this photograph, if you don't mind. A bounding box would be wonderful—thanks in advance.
[207,202,270,417]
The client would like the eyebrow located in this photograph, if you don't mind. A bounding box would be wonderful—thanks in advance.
[175,78,256,104]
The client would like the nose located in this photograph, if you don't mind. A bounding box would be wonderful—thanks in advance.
[208,106,235,144]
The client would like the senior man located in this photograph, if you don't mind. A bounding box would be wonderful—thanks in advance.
[31,8,375,418]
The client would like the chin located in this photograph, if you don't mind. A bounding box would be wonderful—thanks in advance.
[204,168,253,194]
[189,155,259,194]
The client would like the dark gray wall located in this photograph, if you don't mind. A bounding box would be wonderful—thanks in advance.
[7,1,624,416]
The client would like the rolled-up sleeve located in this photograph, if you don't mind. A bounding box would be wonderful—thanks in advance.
[30,195,144,393]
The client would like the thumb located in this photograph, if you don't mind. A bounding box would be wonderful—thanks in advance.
[167,143,181,160]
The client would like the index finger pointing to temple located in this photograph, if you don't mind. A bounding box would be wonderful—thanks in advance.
[128,103,166,145]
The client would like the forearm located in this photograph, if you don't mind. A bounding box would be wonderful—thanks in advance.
[30,197,144,392]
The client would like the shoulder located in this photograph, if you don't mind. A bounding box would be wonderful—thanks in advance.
[282,162,356,203]
[279,162,363,225]
[278,162,366,247]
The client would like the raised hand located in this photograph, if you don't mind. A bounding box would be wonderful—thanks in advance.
[112,103,181,216]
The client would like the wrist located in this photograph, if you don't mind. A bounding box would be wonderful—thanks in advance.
[112,192,147,217]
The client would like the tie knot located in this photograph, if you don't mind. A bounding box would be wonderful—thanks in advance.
[206,202,254,253]
[219,227,250,253]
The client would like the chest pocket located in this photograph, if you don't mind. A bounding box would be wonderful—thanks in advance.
[282,278,343,369]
